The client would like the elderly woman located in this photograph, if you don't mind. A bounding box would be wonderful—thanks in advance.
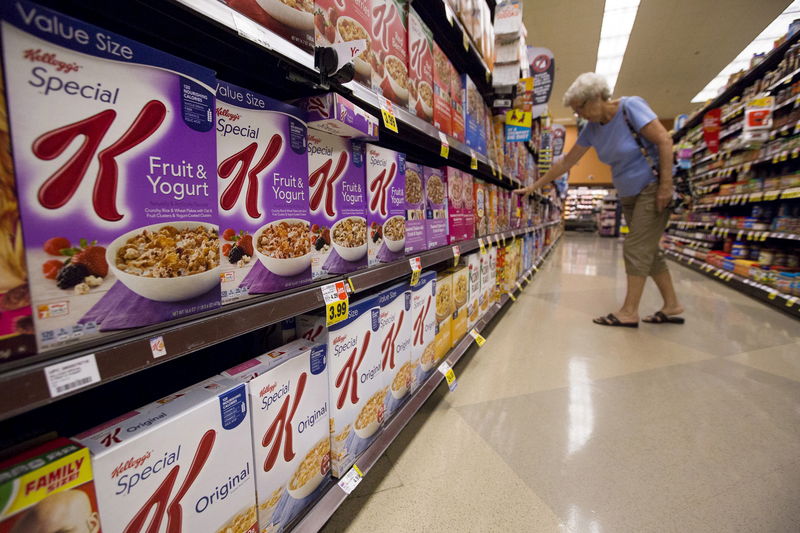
[515,73,684,327]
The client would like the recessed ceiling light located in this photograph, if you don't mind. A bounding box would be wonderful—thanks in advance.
[595,0,642,94]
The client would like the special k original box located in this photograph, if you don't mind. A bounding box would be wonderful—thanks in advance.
[466,252,481,329]
[314,0,374,87]
[307,131,368,279]
[365,145,406,266]
[432,42,452,135]
[222,340,330,533]
[407,7,434,123]
[0,438,100,533]
[296,93,378,140]
[410,270,436,391]
[423,166,448,249]
[217,81,311,304]
[404,162,427,254]
[326,293,384,477]
[2,1,219,352]
[371,0,409,109]
[378,282,412,419]
[74,377,257,533]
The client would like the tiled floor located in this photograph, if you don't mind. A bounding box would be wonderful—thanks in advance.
[322,234,800,533]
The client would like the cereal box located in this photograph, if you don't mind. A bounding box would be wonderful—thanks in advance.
[463,74,487,154]
[217,81,310,304]
[423,166,448,249]
[404,162,427,254]
[0,438,100,533]
[448,264,468,344]
[326,293,384,477]
[410,270,436,392]
[473,179,488,237]
[296,93,378,139]
[74,377,257,533]
[378,282,412,419]
[488,184,498,235]
[462,173,475,240]
[2,1,219,352]
[371,0,409,109]
[295,312,327,344]
[314,0,373,87]
[222,340,329,533]
[433,270,452,362]
[445,168,470,243]
[479,248,491,313]
[226,0,314,53]
[466,252,481,329]
[407,6,434,123]
[365,144,406,266]
[307,131,368,278]
[488,245,498,303]
[432,42,452,135]
[450,63,465,143]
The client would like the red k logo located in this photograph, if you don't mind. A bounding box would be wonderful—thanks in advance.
[369,162,395,217]
[381,310,404,370]
[301,325,325,342]
[261,372,307,472]
[100,427,122,448]
[310,150,348,217]
[305,96,330,118]
[335,331,371,409]
[218,134,282,218]
[413,295,431,346]
[372,0,398,52]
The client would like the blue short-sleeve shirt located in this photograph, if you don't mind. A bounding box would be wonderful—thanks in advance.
[576,96,659,197]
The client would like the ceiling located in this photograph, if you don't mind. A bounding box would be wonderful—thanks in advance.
[523,0,793,122]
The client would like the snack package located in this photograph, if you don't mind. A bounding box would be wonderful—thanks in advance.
[365,144,406,266]
[378,282,413,419]
[314,0,373,87]
[371,0,409,109]
[432,42,452,135]
[226,0,314,53]
[296,93,379,139]
[404,162,427,254]
[407,7,434,123]
[423,166,448,249]
[410,270,437,392]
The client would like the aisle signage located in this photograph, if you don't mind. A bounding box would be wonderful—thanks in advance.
[338,464,364,494]
[527,46,555,118]
[469,328,486,346]
[44,354,101,399]
[409,256,422,286]
[452,245,461,266]
[743,96,774,143]
[439,131,449,158]
[379,96,399,133]
[322,281,350,327]
[702,108,722,154]
[438,361,458,391]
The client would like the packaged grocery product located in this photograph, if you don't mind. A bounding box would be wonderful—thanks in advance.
[448,264,469,343]
[432,42,452,135]
[371,0,409,108]
[0,438,100,533]
[446,168,472,243]
[365,144,406,266]
[314,0,373,87]
[463,74,487,154]
[307,131,368,278]
[407,7,434,123]
[325,293,384,477]
[488,184,498,234]
[479,248,491,313]
[296,93,378,139]
[378,282,413,418]
[466,252,481,329]
[488,246,498,302]
[217,81,310,303]
[462,173,475,240]
[2,1,219,352]
[410,270,437,391]
[222,339,329,533]
[450,63,466,143]
[226,0,314,53]
[74,377,257,533]
[424,166,448,248]
[433,270,453,361]
[404,162,427,254]
[473,180,488,237]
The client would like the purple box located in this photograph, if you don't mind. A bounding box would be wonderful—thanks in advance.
[307,130,368,279]
[217,80,311,303]
[296,93,379,140]
[423,166,448,249]
[365,144,406,266]
[2,1,219,352]
[404,162,427,254]
[446,167,470,243]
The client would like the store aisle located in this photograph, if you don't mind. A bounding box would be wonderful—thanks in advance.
[322,233,800,533]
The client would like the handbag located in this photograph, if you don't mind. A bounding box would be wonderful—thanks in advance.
[621,103,694,212]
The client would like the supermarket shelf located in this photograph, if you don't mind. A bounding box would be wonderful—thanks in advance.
[291,238,562,533]
[686,227,800,243]
[705,187,800,207]
[665,250,800,320]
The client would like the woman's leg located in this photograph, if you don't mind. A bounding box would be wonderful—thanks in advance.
[650,269,684,316]
[616,274,646,323]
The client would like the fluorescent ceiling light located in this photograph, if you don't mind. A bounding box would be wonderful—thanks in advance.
[692,0,800,103]
[595,0,642,94]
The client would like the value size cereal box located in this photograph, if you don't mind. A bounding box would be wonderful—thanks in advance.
[296,93,378,139]
[423,166,448,248]
[378,282,412,419]
[222,340,329,533]
[466,252,481,329]
[0,438,100,533]
[407,6,433,123]
[307,131,368,279]
[410,270,436,391]
[365,144,406,266]
[314,0,373,87]
[404,162,426,254]
[217,81,311,303]
[74,377,257,533]
[1,1,219,352]
[371,0,409,109]
[432,42,452,135]
[226,0,314,53]
[326,293,384,477]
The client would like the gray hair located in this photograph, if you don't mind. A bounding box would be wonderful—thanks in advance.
[562,73,611,107]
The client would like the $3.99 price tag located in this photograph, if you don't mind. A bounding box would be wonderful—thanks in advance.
[380,96,398,133]
[438,361,457,391]
[409,256,422,286]
[322,281,349,326]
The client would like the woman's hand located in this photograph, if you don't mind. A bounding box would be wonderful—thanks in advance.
[656,183,673,212]
[513,185,532,196]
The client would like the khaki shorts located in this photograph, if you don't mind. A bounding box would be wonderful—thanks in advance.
[620,182,670,277]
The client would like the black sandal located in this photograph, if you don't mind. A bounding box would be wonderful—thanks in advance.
[642,311,685,324]
[593,313,639,328]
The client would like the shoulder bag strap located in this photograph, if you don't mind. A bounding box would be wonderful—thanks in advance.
[621,101,659,179]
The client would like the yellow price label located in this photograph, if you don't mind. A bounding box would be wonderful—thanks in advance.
[787,297,798,307]
[505,109,533,128]
[479,238,486,254]
[409,256,422,286]
[768,292,777,300]
[380,97,398,133]
[470,149,478,170]
[322,281,350,327]
[507,291,517,302]
[463,31,469,51]
[439,131,449,158]
[516,281,524,291]
[438,361,458,391]
[469,328,486,346]
[347,277,355,292]
[760,233,769,242]
[452,245,460,267]
[485,68,491,83]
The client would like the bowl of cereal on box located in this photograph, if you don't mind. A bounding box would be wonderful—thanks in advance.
[391,361,413,399]
[418,80,434,120]
[382,215,406,253]
[331,216,367,262]
[336,16,372,80]
[256,0,313,30]
[354,389,385,439]
[106,221,220,302]
[287,437,330,500]
[254,218,312,277]
[383,54,409,105]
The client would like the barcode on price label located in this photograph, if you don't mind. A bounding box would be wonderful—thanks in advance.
[44,354,101,398]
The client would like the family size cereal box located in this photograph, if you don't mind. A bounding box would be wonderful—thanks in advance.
[222,339,330,533]
[407,7,434,123]
[307,131,368,279]
[296,93,378,140]
[295,312,327,344]
[473,179,488,237]
[479,248,491,313]
[463,74,487,154]
[404,162,427,254]
[462,173,475,240]
[450,63,465,143]
[0,438,100,533]
[448,264,468,343]
[423,166,448,249]
[217,81,310,304]
[74,377,257,533]
[410,270,436,392]
[466,252,481,329]
[2,1,219,352]
[371,0,409,109]
[314,0,373,87]
[326,293,384,477]
[433,270,453,362]
[378,282,412,419]
[226,0,314,53]
[365,145,406,266]
[432,42,452,135]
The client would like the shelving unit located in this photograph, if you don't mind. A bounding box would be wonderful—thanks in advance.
[564,187,610,232]
[599,194,621,237]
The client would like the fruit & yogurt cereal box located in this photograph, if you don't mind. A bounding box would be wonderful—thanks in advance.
[371,0,409,109]
[307,131,368,278]
[410,270,436,391]
[74,377,257,533]
[461,173,475,240]
[365,144,406,266]
[222,339,329,533]
[314,0,373,87]
[423,166,448,249]
[432,42,452,135]
[1,1,219,352]
[296,93,378,139]
[404,162,427,254]
[226,0,314,53]
[406,6,433,123]
[217,80,311,303]
[378,282,412,419]
[0,438,100,533]
[473,179,488,237]
[445,167,469,243]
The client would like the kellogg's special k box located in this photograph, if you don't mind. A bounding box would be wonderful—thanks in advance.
[365,144,405,266]
[423,166,448,249]
[314,0,373,88]
[406,6,433,123]
[403,162,426,254]
[1,1,219,352]
[378,282,412,419]
[410,270,436,392]
[296,92,378,140]
[371,0,409,109]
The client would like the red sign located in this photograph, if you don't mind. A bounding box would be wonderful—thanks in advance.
[703,108,721,154]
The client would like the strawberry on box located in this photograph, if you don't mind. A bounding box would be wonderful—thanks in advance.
[371,0,409,109]
[433,42,452,136]
[407,6,434,123]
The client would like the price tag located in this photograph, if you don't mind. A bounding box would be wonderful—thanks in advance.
[409,256,422,286]
[781,151,788,162]
[379,96,399,133]
[772,154,780,164]
[438,361,458,391]
[337,464,364,494]
[759,232,767,242]
[516,207,522,218]
[746,232,753,241]
[737,231,744,240]
[231,12,272,49]
[489,160,496,176]
[444,2,455,25]
[485,68,491,84]
[516,281,524,291]
[507,291,517,302]
[478,238,486,254]
[44,354,101,398]
[439,131,449,158]
[787,296,799,307]
[768,291,777,300]
[462,31,469,51]
[470,149,478,170]
[469,328,486,346]
[452,245,460,266]
[347,277,355,293]
[322,281,349,327]
[149,336,167,359]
